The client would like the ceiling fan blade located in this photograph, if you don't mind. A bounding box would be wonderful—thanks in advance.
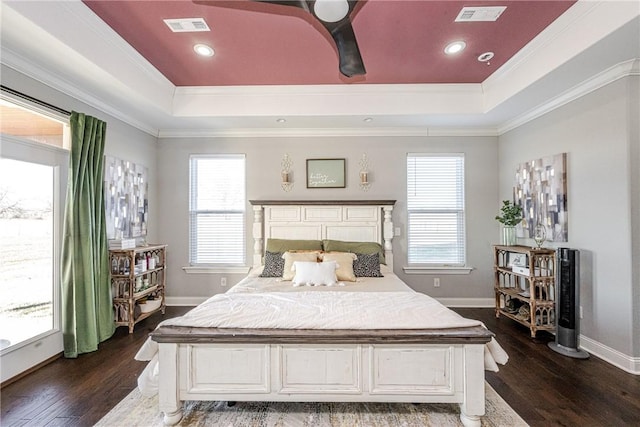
[325,20,365,77]
[200,0,366,77]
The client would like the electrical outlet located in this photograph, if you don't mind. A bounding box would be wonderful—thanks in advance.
[220,277,227,287]
[394,227,401,236]
[434,278,440,287]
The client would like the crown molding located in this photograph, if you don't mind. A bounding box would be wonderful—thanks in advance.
[498,58,640,135]
[1,50,159,137]
[484,1,600,90]
[483,0,640,112]
[64,0,172,92]
[175,82,480,96]
[426,128,499,137]
[157,126,498,139]
[172,83,484,117]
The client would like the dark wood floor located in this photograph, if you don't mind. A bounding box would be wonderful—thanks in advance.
[2,307,639,426]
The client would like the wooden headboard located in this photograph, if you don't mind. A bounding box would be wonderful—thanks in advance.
[249,200,395,269]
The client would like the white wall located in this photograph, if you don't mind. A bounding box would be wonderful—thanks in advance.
[628,73,640,359]
[101,122,159,241]
[498,75,639,363]
[157,135,499,303]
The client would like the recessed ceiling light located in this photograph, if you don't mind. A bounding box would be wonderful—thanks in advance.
[444,41,466,55]
[193,44,214,57]
[276,118,286,123]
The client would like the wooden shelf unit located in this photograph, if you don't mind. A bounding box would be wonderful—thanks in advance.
[109,244,167,333]
[493,245,556,337]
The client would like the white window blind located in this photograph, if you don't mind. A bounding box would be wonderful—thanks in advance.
[407,153,466,266]
[189,155,246,265]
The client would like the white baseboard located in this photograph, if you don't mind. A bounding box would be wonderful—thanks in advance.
[437,298,494,308]
[165,296,206,306]
[579,335,640,375]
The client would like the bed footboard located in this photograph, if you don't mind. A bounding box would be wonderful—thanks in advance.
[153,327,491,426]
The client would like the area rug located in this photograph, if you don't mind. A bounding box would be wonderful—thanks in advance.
[96,383,527,427]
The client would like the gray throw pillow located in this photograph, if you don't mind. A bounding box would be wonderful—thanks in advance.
[353,253,383,277]
[260,251,285,277]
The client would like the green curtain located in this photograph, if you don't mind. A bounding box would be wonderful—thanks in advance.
[61,111,114,358]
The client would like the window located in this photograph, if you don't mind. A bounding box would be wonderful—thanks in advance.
[1,93,69,381]
[0,94,69,149]
[407,153,466,266]
[189,155,246,266]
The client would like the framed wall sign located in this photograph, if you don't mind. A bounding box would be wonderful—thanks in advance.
[306,158,345,188]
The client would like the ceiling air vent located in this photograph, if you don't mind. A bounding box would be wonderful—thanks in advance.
[455,6,507,22]
[163,18,210,32]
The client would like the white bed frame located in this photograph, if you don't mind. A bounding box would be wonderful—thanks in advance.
[152,201,491,427]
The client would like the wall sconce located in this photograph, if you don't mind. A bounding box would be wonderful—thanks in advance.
[281,153,293,192]
[359,153,370,192]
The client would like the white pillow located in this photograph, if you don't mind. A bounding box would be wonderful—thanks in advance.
[292,261,338,287]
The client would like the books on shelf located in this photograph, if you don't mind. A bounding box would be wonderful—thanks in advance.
[512,266,550,276]
[513,266,532,275]
[109,239,136,250]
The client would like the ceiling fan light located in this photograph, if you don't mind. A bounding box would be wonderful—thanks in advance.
[193,43,214,57]
[444,41,466,55]
[313,0,349,23]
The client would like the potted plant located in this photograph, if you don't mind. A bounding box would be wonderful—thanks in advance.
[495,200,523,245]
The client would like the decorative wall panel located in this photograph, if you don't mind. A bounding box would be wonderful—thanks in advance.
[104,156,148,240]
[514,153,567,242]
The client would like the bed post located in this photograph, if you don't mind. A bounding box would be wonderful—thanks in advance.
[459,344,485,427]
[158,343,182,426]
[382,205,394,270]
[252,205,263,268]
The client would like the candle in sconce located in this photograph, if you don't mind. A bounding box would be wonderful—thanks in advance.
[360,171,368,184]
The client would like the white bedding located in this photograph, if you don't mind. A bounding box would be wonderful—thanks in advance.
[135,267,508,396]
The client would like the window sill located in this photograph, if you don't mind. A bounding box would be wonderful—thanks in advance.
[183,266,250,275]
[402,266,473,275]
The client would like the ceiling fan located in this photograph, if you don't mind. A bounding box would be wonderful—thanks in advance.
[258,0,365,77]
[197,0,366,77]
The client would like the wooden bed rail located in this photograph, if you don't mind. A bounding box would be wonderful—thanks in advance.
[150,325,493,344]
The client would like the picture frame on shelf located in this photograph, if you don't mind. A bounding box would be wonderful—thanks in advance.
[306,158,345,188]
[508,252,527,268]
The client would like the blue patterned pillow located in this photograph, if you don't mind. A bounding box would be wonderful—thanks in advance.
[260,251,285,277]
[353,253,383,277]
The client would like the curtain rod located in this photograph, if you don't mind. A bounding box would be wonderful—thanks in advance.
[1,85,71,116]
